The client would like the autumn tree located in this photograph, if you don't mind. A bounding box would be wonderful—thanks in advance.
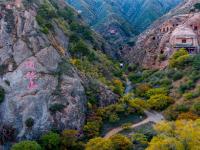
[85,137,114,150]
[147,119,200,150]
[110,134,133,150]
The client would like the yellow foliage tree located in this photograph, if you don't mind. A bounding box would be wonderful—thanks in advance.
[147,119,200,150]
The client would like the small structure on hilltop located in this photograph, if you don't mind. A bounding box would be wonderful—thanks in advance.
[170,25,199,53]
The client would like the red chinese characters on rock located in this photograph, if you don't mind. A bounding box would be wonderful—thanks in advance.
[24,61,38,90]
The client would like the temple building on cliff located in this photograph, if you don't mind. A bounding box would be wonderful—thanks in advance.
[170,25,199,53]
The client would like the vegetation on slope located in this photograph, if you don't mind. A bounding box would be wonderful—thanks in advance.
[7,0,200,150]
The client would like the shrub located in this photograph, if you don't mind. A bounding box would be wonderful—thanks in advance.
[57,7,74,21]
[192,54,200,70]
[110,134,133,150]
[147,94,174,111]
[70,40,91,58]
[169,48,190,68]
[179,80,195,94]
[109,113,120,123]
[129,98,149,110]
[85,137,114,150]
[49,104,65,113]
[183,92,199,100]
[191,101,200,115]
[25,118,34,128]
[177,112,199,120]
[61,130,81,149]
[112,79,124,96]
[83,120,102,139]
[146,88,168,98]
[171,71,183,81]
[129,72,143,83]
[11,141,42,150]
[135,83,151,97]
[175,105,189,112]
[40,132,61,150]
[131,133,148,145]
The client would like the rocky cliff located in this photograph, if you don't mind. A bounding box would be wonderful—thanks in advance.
[0,0,119,140]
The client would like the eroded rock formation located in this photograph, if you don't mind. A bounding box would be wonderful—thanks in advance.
[0,0,87,140]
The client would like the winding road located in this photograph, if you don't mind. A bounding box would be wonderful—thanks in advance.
[104,78,164,139]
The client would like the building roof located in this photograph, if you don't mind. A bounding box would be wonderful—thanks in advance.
[171,25,196,38]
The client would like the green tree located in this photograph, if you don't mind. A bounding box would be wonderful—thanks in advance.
[169,48,190,68]
[11,141,42,150]
[131,133,148,145]
[110,134,133,150]
[40,132,61,150]
[85,137,114,150]
[71,40,90,58]
[61,129,81,149]
[83,121,101,139]
[147,94,174,110]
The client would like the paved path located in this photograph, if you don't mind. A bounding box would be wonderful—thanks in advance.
[104,79,164,138]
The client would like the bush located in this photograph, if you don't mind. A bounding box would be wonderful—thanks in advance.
[110,134,133,150]
[177,112,199,120]
[25,118,34,128]
[135,83,151,97]
[12,141,42,150]
[148,94,174,111]
[61,130,83,149]
[179,80,195,94]
[112,79,124,96]
[183,92,199,100]
[49,104,65,113]
[40,132,61,150]
[70,40,91,58]
[175,105,189,112]
[83,120,102,139]
[191,101,200,115]
[169,48,190,68]
[85,137,114,150]
[146,88,168,98]
[109,113,120,123]
[170,71,183,81]
[131,133,148,145]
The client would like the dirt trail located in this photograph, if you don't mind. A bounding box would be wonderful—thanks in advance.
[104,79,164,139]
[104,110,164,138]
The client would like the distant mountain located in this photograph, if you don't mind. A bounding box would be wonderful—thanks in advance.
[66,0,182,50]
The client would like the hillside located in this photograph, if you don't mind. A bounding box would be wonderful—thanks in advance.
[126,0,200,68]
[0,0,200,150]
[66,0,182,56]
